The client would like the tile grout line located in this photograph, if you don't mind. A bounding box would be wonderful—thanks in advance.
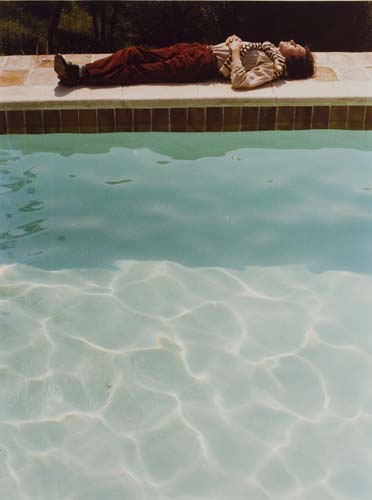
[291,106,295,130]
[275,105,280,130]
[5,109,8,135]
[41,108,45,134]
[94,108,98,134]
[341,106,347,130]
[24,68,32,86]
[362,105,367,131]
[326,105,330,129]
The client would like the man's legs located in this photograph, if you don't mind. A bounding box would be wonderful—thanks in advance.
[84,44,194,76]
[79,43,218,86]
[55,44,185,85]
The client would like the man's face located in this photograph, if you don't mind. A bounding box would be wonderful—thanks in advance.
[279,40,306,57]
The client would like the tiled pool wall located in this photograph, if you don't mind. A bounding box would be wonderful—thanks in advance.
[1,105,372,134]
[2,52,372,134]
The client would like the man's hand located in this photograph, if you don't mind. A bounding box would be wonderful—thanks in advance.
[228,37,243,64]
[229,39,243,51]
[225,34,242,46]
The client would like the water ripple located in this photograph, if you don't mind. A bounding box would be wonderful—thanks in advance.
[0,261,372,499]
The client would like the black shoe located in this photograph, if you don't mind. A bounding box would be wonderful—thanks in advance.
[54,54,80,86]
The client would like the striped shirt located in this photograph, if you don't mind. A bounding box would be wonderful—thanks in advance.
[211,41,286,89]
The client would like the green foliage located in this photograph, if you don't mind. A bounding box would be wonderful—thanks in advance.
[59,2,91,37]
[0,18,40,55]
[54,1,93,52]
[0,1,372,55]
[0,1,55,54]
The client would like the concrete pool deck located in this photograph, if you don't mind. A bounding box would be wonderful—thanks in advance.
[1,51,372,133]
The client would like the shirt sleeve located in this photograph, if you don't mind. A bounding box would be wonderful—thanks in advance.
[230,59,276,90]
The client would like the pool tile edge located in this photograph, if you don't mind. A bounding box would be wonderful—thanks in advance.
[1,105,372,134]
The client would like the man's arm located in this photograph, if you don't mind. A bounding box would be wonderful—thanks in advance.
[229,40,276,90]
[230,59,276,89]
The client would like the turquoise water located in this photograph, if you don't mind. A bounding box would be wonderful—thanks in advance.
[1,131,372,500]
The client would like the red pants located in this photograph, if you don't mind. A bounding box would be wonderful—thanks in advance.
[80,43,218,86]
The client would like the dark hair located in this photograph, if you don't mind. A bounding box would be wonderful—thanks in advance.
[285,46,315,79]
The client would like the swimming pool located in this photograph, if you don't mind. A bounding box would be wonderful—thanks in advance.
[1,131,372,500]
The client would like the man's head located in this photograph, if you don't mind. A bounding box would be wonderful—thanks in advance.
[279,40,315,79]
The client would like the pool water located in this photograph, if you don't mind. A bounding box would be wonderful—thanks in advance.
[1,131,372,500]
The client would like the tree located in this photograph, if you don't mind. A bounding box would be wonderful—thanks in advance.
[47,2,69,54]
[83,1,121,51]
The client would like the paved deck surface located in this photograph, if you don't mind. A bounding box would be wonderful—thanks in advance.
[1,52,372,133]
[1,52,372,110]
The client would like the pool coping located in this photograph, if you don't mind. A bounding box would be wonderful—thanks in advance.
[1,51,372,132]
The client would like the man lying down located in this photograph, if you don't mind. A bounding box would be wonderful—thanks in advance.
[54,34,316,89]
